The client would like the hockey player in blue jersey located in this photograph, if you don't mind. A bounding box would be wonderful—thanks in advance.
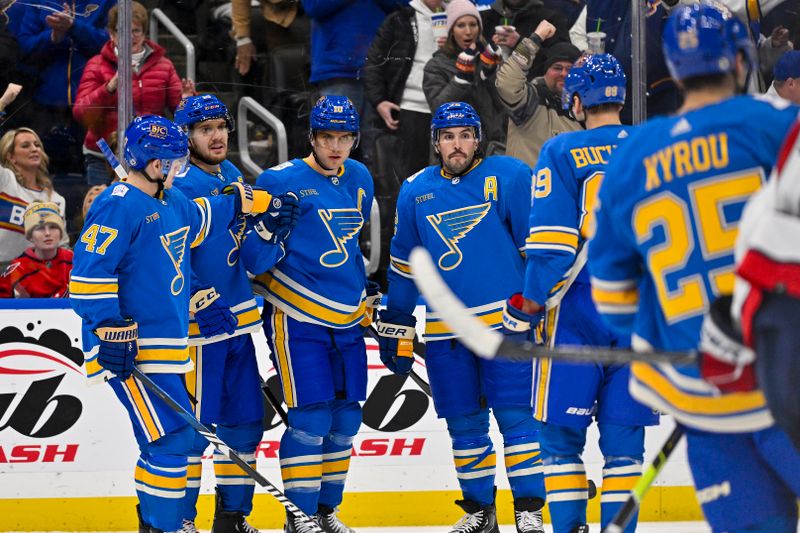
[588,3,800,532]
[69,115,280,533]
[376,102,546,533]
[242,95,374,533]
[504,54,659,533]
[172,94,299,533]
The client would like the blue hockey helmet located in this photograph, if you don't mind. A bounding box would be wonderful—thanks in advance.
[174,94,235,132]
[124,115,189,173]
[562,54,626,111]
[430,101,482,143]
[662,1,741,81]
[310,95,360,133]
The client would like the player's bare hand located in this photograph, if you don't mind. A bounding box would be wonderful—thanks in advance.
[377,101,400,130]
[0,83,22,110]
[534,20,556,42]
[235,42,256,76]
[771,26,790,48]
[181,78,196,98]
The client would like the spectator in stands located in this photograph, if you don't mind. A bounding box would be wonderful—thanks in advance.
[16,0,115,174]
[760,24,794,85]
[0,15,19,122]
[495,28,582,167]
[423,0,506,148]
[302,0,405,116]
[364,0,444,177]
[768,50,800,104]
[480,0,571,76]
[73,1,194,186]
[569,1,680,122]
[232,0,309,77]
[0,201,72,298]
[0,127,67,262]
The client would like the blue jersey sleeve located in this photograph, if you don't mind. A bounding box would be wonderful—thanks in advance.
[240,229,287,275]
[523,141,582,305]
[386,179,421,313]
[69,195,133,330]
[587,155,641,334]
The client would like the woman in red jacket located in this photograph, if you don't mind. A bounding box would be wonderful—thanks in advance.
[73,1,195,185]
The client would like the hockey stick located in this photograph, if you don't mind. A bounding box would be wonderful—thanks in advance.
[408,247,697,365]
[364,324,433,397]
[601,426,685,533]
[132,368,324,532]
[261,377,289,425]
[97,138,127,180]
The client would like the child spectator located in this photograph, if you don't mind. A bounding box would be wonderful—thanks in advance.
[0,201,72,298]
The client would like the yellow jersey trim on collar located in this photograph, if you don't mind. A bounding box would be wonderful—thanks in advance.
[440,158,483,180]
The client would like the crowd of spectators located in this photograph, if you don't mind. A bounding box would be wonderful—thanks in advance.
[0,0,799,298]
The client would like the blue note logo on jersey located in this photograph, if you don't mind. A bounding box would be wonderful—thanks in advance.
[160,227,190,294]
[426,202,491,271]
[226,216,247,266]
[318,208,364,268]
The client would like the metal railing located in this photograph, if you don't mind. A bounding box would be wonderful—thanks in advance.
[236,96,288,175]
[235,96,381,274]
[149,8,196,82]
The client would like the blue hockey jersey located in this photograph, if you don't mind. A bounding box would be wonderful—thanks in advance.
[172,160,267,344]
[387,156,532,340]
[247,157,373,329]
[70,182,239,383]
[589,96,800,432]
[524,124,629,305]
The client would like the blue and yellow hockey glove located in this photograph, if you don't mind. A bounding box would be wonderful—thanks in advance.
[253,192,300,244]
[222,182,273,215]
[94,320,138,380]
[190,287,237,337]
[503,293,544,343]
[360,280,382,327]
[375,309,416,375]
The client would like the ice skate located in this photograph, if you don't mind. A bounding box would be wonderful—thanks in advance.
[284,511,321,533]
[179,519,200,533]
[316,505,355,533]
[513,498,544,533]
[448,499,500,533]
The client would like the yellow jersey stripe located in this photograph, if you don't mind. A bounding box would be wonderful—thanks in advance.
[125,379,161,442]
[265,273,366,326]
[630,363,767,415]
[134,466,187,490]
[271,308,295,408]
[602,476,639,493]
[425,310,502,336]
[591,285,639,306]
[545,474,588,492]
[526,230,579,249]
[505,451,540,468]
[68,281,119,295]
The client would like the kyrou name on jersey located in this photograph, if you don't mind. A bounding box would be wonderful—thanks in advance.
[644,133,729,191]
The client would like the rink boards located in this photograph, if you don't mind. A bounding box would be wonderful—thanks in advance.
[0,301,704,531]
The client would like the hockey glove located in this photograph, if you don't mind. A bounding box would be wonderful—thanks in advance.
[503,293,544,344]
[94,320,138,380]
[253,192,300,244]
[455,48,477,84]
[375,309,416,375]
[360,280,383,327]
[190,287,238,337]
[699,296,757,393]
[222,182,273,215]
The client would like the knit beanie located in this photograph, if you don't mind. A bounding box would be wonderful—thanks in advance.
[544,42,582,71]
[24,201,65,239]
[446,0,482,36]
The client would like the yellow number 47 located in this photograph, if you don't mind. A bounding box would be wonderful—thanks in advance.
[80,224,118,255]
